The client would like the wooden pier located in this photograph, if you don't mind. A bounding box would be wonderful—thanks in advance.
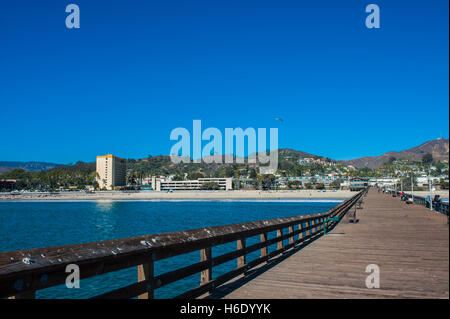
[1,188,448,299]
[218,188,449,299]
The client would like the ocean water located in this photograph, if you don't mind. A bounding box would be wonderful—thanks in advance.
[0,199,341,298]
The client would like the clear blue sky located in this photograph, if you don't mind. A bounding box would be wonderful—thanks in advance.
[0,0,448,163]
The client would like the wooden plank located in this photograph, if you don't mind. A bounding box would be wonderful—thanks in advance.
[237,239,246,268]
[288,226,294,245]
[94,259,210,299]
[200,247,212,285]
[299,222,304,240]
[277,229,283,250]
[260,233,268,258]
[213,227,303,267]
[137,261,154,299]
[176,239,301,299]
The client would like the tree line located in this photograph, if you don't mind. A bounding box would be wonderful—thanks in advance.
[0,162,97,191]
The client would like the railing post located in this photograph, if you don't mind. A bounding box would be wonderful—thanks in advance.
[237,238,246,268]
[288,225,294,245]
[299,222,304,240]
[138,260,154,299]
[277,228,283,250]
[200,247,212,286]
[260,232,268,258]
[309,220,314,236]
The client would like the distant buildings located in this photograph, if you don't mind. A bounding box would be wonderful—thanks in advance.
[153,177,232,191]
[369,178,399,188]
[416,176,441,187]
[277,175,348,189]
[259,167,277,175]
[297,157,335,167]
[349,178,369,191]
[96,154,126,190]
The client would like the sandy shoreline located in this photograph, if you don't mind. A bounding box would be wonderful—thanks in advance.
[1,190,447,202]
[0,190,356,201]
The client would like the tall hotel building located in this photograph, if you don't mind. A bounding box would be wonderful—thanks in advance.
[96,154,126,190]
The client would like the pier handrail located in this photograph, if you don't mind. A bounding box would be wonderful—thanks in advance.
[387,189,449,216]
[0,189,366,299]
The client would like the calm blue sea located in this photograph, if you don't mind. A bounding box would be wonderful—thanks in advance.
[0,199,340,298]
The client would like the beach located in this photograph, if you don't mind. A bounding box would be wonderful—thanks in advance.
[0,189,357,201]
[1,189,448,201]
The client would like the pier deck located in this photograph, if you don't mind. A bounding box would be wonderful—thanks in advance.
[220,188,449,298]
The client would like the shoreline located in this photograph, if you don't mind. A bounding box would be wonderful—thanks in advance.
[0,199,347,203]
[1,190,447,202]
[0,190,355,201]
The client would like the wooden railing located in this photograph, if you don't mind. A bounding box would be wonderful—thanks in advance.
[0,189,366,299]
[385,189,449,217]
[434,201,449,216]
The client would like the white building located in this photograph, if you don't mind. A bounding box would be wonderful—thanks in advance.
[259,167,277,175]
[416,176,440,187]
[154,178,232,191]
[373,178,400,188]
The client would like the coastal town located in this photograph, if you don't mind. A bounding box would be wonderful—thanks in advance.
[0,1,448,303]
[1,139,448,200]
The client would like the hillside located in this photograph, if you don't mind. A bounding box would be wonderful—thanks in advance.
[2,139,447,175]
[125,148,325,178]
[341,138,449,169]
[0,161,58,174]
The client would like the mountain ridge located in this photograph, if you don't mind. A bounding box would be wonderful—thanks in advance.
[340,138,449,169]
[1,139,448,174]
[0,161,59,174]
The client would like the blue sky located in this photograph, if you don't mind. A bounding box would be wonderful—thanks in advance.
[0,0,448,163]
